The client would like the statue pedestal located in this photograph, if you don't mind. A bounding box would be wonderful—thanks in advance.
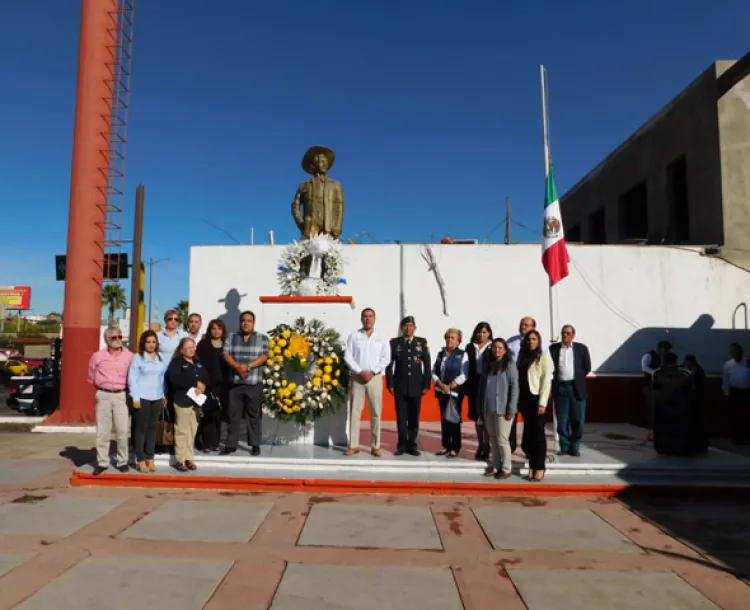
[258,296,356,447]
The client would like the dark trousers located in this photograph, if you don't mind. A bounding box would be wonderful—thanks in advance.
[729,388,750,444]
[226,384,263,449]
[197,395,222,451]
[395,394,422,451]
[439,395,462,452]
[521,392,547,471]
[554,382,587,453]
[509,415,518,453]
[133,398,163,461]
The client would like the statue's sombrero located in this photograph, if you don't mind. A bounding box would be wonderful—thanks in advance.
[302,146,335,174]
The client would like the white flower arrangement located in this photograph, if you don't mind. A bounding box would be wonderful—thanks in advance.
[277,235,346,296]
[262,317,347,423]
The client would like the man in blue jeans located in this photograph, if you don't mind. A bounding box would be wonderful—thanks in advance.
[549,325,591,457]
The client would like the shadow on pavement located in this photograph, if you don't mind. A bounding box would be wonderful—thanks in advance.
[60,445,95,467]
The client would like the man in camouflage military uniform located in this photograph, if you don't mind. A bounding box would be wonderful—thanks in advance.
[386,316,432,456]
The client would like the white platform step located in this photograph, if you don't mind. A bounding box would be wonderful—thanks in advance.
[153,449,750,479]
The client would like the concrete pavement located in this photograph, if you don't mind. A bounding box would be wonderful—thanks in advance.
[0,430,749,609]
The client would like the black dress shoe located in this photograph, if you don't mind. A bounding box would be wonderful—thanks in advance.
[117,464,129,473]
[250,446,261,456]
[219,447,236,456]
[569,450,580,457]
[394,449,404,456]
[557,450,567,456]
[92,466,107,476]
[407,449,421,457]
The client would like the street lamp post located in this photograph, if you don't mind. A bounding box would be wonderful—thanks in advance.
[146,257,170,328]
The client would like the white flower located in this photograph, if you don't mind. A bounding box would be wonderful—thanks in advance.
[274,365,280,371]
[274,381,281,387]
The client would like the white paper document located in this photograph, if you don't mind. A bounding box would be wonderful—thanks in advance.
[187,387,207,406]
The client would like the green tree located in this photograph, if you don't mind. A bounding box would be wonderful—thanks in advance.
[175,299,189,329]
[103,283,127,326]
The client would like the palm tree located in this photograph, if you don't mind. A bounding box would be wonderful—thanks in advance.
[175,300,189,329]
[102,283,127,326]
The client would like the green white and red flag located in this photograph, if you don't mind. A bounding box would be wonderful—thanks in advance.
[542,165,569,285]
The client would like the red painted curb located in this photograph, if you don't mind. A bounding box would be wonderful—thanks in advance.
[259,296,353,304]
[69,471,645,497]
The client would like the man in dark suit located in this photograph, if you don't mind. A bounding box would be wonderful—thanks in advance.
[549,325,591,457]
[386,316,431,456]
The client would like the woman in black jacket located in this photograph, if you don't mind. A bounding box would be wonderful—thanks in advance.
[465,322,493,460]
[196,319,230,453]
[166,337,211,471]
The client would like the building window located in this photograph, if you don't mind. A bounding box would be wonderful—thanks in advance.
[618,181,648,241]
[588,208,606,244]
[666,155,689,242]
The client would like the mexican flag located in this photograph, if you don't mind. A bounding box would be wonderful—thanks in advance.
[542,166,569,285]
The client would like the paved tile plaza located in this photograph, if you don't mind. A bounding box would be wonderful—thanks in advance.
[0,431,749,609]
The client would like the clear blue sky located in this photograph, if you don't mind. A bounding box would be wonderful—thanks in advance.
[0,0,747,317]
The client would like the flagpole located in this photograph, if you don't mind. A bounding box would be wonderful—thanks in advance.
[541,65,556,341]
[541,64,560,456]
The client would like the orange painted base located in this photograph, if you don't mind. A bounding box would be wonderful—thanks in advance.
[366,376,729,434]
[259,296,353,304]
[70,470,626,496]
[70,471,750,498]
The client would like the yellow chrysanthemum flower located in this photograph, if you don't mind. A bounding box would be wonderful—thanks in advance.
[274,346,282,355]
[325,384,332,391]
[282,329,291,339]
[322,374,331,383]
[267,357,275,366]
[317,358,324,365]
[281,380,288,387]
[323,365,333,374]
[324,357,333,365]
[335,370,341,377]
[277,338,288,348]
[283,349,292,359]
[332,379,339,387]
[300,358,308,368]
[314,369,323,377]
[288,382,297,391]
[289,335,311,359]
[269,339,276,349]
[293,406,301,412]
[312,377,322,387]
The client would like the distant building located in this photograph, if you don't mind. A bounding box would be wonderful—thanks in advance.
[561,55,750,264]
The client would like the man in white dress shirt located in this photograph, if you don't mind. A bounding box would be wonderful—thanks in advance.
[344,308,391,457]
[508,316,544,363]
[549,325,591,457]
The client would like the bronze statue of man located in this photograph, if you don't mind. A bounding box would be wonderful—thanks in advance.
[292,146,344,240]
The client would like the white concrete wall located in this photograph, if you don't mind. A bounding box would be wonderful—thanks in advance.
[190,244,750,373]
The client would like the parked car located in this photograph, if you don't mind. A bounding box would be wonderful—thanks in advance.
[1,359,29,377]
[8,375,57,415]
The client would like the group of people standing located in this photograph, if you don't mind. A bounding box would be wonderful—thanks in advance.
[349,310,591,482]
[87,309,270,474]
[88,305,592,481]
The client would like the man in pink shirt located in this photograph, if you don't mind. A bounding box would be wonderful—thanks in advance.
[88,326,133,474]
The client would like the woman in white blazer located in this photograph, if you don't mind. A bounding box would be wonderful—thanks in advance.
[517,329,553,481]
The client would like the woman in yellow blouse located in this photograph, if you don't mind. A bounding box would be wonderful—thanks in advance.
[517,329,553,481]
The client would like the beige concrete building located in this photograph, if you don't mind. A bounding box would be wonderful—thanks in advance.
[561,54,750,265]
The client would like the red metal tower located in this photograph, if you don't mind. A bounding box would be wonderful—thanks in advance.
[49,0,135,424]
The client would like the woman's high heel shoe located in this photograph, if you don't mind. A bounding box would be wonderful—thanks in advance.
[533,470,545,482]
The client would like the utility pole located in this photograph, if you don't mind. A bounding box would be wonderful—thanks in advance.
[146,257,170,328]
[505,197,512,244]
[129,185,145,348]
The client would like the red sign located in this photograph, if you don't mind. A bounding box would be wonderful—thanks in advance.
[0,286,31,310]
